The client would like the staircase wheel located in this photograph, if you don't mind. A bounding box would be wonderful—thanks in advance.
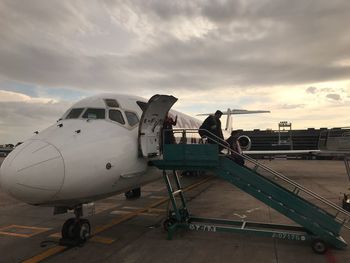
[163,218,176,231]
[311,239,328,254]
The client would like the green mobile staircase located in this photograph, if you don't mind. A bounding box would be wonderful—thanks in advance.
[152,129,350,254]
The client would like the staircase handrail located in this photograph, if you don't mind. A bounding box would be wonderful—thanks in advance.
[170,128,350,226]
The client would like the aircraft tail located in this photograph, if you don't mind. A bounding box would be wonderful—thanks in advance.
[197,108,270,134]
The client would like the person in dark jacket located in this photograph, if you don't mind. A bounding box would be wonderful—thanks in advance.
[199,110,224,146]
[226,130,245,166]
[163,114,177,144]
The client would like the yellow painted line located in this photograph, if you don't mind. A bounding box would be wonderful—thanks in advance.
[21,246,67,263]
[0,225,13,231]
[0,225,51,238]
[122,206,143,210]
[48,232,115,245]
[49,232,61,238]
[49,232,115,245]
[94,176,213,235]
[11,225,49,230]
[22,176,213,262]
[149,195,167,199]
[90,236,115,244]
[147,208,166,213]
[0,231,31,238]
[139,212,160,217]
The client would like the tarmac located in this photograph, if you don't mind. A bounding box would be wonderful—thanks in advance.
[1,157,350,263]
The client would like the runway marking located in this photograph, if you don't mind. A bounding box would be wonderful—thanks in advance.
[21,176,213,262]
[0,231,31,238]
[49,232,61,238]
[93,176,213,235]
[149,195,167,199]
[246,207,261,213]
[122,206,143,210]
[233,213,247,219]
[110,210,130,215]
[22,246,66,263]
[139,212,160,217]
[110,207,165,216]
[148,208,166,213]
[0,225,51,238]
[90,236,115,244]
[48,232,115,245]
[94,204,120,214]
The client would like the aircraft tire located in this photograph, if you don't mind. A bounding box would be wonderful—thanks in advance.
[61,218,77,240]
[125,187,141,199]
[132,188,141,198]
[78,219,91,242]
[61,218,91,243]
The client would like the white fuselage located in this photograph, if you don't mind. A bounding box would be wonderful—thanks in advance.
[0,94,200,207]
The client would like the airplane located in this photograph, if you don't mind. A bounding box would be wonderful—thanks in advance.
[0,92,276,246]
[0,93,204,245]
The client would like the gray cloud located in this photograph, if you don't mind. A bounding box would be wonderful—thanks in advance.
[306,87,317,94]
[326,93,341,101]
[1,1,350,142]
[0,0,349,94]
[278,104,305,110]
[0,100,70,143]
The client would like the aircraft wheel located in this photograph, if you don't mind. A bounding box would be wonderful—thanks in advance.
[61,218,91,242]
[125,188,141,199]
[311,239,328,254]
[61,218,77,240]
[132,188,141,198]
[78,219,91,242]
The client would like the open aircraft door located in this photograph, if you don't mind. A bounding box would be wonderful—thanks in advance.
[138,94,178,158]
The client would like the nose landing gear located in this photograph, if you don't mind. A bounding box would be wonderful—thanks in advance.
[59,205,91,247]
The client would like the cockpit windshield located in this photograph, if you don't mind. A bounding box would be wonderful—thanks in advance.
[82,108,106,119]
[66,108,84,119]
[125,111,139,126]
[109,110,125,124]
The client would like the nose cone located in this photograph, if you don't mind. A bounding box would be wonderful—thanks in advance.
[0,140,65,204]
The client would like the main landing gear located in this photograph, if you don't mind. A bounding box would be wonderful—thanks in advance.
[125,187,141,199]
[59,205,91,247]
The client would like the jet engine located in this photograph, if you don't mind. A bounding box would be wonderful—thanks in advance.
[237,135,252,151]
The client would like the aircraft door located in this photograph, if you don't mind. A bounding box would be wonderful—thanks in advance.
[138,94,178,157]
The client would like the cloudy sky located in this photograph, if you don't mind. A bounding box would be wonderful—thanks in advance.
[1,0,350,143]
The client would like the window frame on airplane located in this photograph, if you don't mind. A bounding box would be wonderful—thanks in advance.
[82,108,106,120]
[65,108,84,119]
[104,99,119,108]
[125,111,139,127]
[109,109,125,125]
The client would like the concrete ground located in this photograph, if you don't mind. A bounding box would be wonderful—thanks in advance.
[1,157,350,262]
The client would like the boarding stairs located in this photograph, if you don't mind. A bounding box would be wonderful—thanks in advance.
[152,129,350,253]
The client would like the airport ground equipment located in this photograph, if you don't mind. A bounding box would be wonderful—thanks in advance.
[152,129,350,254]
[342,157,350,211]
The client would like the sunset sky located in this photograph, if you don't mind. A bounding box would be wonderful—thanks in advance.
[1,0,350,143]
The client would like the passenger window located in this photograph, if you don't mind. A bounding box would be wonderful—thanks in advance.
[82,108,105,119]
[109,110,125,124]
[125,111,139,126]
[66,108,84,119]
